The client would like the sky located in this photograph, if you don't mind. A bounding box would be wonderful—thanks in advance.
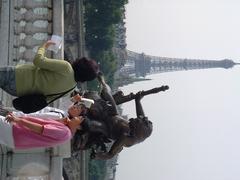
[116,0,240,179]
[125,0,240,61]
[116,68,240,180]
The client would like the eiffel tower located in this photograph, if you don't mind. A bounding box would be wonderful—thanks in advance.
[123,50,240,77]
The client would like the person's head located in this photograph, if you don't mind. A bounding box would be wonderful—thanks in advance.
[127,117,153,146]
[71,57,99,82]
[68,102,87,118]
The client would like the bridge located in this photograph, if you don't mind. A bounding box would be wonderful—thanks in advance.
[0,0,88,180]
[122,50,240,77]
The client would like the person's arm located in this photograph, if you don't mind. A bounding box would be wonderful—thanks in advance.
[135,91,145,118]
[33,40,54,62]
[12,107,64,120]
[98,73,118,115]
[27,112,63,120]
[33,40,72,74]
[94,135,127,160]
[6,114,43,134]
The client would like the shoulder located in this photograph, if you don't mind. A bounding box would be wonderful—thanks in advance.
[64,61,73,71]
[58,60,73,74]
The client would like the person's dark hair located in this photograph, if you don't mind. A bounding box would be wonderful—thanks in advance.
[129,117,153,142]
[71,57,99,82]
[141,118,153,139]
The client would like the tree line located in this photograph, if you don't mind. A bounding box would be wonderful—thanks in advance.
[84,0,128,85]
[84,1,128,179]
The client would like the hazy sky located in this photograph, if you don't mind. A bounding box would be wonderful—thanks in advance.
[116,0,240,180]
[125,0,240,61]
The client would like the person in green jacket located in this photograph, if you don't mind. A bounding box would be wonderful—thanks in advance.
[0,40,99,98]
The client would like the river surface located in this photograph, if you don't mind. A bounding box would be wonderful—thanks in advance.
[116,66,240,180]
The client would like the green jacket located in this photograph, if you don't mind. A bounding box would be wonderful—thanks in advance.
[15,47,76,98]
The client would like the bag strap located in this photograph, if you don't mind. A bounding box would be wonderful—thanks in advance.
[46,85,77,105]
[46,84,76,97]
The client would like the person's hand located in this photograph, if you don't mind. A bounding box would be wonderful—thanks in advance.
[73,116,85,126]
[5,113,20,123]
[0,107,11,117]
[62,117,71,125]
[71,94,82,103]
[93,152,104,160]
[135,91,144,101]
[79,116,85,124]
[42,40,56,48]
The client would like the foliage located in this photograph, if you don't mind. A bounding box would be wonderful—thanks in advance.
[84,0,128,52]
[84,2,128,178]
[84,0,128,83]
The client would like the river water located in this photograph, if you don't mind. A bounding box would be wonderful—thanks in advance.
[116,66,240,180]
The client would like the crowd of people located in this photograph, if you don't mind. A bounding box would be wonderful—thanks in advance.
[0,40,153,160]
